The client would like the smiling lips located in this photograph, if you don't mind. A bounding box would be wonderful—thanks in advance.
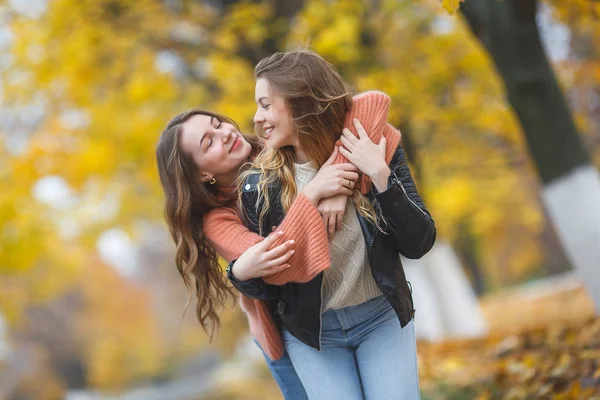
[264,126,274,139]
[230,136,241,152]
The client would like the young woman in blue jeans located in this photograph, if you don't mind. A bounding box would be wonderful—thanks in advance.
[229,50,436,399]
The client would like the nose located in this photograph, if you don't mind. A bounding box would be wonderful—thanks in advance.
[254,108,265,124]
[221,128,232,143]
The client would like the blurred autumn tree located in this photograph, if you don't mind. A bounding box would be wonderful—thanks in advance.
[1,0,598,396]
[461,0,600,311]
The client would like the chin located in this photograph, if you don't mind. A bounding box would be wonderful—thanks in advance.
[266,138,286,150]
[241,144,252,158]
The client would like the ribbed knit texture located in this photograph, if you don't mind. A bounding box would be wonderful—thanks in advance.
[204,193,329,284]
[203,91,400,360]
[334,91,401,194]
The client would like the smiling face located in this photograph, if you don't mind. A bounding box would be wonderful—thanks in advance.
[179,113,252,186]
[253,77,296,150]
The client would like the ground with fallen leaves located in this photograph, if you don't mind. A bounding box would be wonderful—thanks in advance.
[419,285,600,399]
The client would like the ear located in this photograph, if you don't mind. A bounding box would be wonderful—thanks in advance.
[199,172,213,183]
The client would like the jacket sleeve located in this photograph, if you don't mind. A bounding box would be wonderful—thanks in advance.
[224,173,281,300]
[373,144,436,259]
[226,261,280,301]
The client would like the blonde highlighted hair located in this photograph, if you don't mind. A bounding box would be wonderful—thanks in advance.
[238,50,381,233]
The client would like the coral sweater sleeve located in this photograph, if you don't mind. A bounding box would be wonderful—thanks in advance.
[203,193,330,285]
[333,91,402,194]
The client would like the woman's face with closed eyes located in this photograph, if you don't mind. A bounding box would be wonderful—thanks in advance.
[179,113,252,186]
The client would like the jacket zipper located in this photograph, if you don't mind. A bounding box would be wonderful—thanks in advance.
[392,171,428,217]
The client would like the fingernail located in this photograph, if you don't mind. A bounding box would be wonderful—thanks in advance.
[290,250,295,254]
[289,240,295,244]
[278,231,284,235]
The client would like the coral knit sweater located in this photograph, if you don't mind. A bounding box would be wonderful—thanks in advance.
[203,91,401,360]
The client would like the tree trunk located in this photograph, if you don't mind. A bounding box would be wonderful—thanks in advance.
[461,0,600,311]
[454,220,486,295]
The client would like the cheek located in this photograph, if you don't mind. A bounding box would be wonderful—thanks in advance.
[199,148,224,173]
[241,143,252,158]
[280,109,293,131]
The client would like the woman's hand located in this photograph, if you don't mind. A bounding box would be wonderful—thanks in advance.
[231,231,295,281]
[302,146,359,205]
[339,118,391,192]
[317,193,348,241]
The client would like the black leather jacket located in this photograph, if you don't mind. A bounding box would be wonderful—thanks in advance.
[229,144,436,350]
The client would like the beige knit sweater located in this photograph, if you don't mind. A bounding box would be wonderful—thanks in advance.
[294,162,381,311]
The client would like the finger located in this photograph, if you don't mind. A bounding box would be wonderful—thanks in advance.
[353,118,369,140]
[338,146,353,161]
[322,214,330,238]
[340,170,359,182]
[327,214,336,239]
[264,240,294,260]
[378,136,387,153]
[323,146,339,166]
[336,185,353,196]
[342,128,359,143]
[266,250,295,269]
[336,163,359,172]
[341,178,353,189]
[260,230,284,250]
[340,135,355,151]
[335,212,344,232]
[265,263,291,275]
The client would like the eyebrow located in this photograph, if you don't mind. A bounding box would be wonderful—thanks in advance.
[257,96,269,104]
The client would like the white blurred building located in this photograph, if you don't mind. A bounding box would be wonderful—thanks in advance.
[0,312,9,361]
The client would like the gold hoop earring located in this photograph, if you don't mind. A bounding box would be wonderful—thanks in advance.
[209,178,216,185]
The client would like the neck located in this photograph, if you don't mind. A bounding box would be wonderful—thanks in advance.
[216,156,253,189]
[215,172,237,188]
[293,141,310,164]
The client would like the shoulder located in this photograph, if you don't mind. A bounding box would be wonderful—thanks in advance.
[204,206,237,223]
[389,142,407,168]
[240,170,282,194]
[240,171,262,193]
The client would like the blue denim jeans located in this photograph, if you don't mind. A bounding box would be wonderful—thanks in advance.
[282,295,420,399]
[256,341,309,400]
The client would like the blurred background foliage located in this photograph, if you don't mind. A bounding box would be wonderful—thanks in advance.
[0,0,599,398]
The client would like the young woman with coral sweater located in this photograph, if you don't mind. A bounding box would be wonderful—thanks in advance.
[156,86,400,398]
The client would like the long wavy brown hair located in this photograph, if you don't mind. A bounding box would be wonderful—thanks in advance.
[238,50,380,232]
[156,110,258,338]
